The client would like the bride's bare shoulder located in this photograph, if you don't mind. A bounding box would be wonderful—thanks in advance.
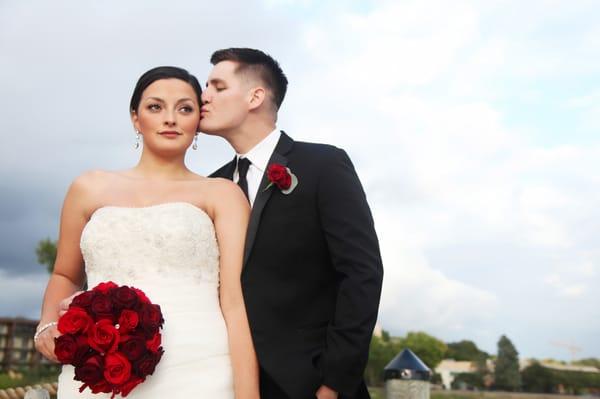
[71,169,120,189]
[204,177,240,193]
[203,177,247,207]
[66,170,125,207]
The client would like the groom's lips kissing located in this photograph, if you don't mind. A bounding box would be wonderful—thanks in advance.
[158,130,182,139]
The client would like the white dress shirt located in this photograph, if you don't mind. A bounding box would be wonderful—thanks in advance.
[233,129,281,207]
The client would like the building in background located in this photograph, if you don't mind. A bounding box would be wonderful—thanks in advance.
[435,359,476,389]
[0,317,44,371]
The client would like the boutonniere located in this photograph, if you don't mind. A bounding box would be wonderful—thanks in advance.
[263,163,298,195]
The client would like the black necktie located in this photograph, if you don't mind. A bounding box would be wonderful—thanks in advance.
[237,157,251,201]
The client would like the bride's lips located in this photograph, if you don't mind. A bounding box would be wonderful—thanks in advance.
[158,131,182,138]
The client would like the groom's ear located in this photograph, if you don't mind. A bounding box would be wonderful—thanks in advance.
[248,87,266,111]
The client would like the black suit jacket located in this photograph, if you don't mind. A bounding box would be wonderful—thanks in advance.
[211,132,383,399]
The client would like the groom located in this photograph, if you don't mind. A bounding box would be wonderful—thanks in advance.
[202,48,383,399]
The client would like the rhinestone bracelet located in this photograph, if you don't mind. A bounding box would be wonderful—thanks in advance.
[33,321,58,342]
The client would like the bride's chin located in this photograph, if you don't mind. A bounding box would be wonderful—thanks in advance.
[144,144,190,157]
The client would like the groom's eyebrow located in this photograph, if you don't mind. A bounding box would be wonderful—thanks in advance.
[206,78,226,87]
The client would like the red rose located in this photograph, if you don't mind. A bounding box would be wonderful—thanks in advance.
[133,349,162,377]
[119,335,146,361]
[90,294,113,319]
[140,304,164,335]
[104,352,132,385]
[267,164,292,190]
[54,334,77,363]
[74,354,104,385]
[112,286,139,309]
[87,380,112,394]
[146,333,161,353]
[118,310,139,334]
[94,281,118,294]
[71,290,96,309]
[58,307,93,335]
[132,287,151,304]
[88,319,119,354]
[73,335,93,366]
[119,376,144,397]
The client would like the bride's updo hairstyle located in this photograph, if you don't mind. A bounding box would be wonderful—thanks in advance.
[129,66,203,113]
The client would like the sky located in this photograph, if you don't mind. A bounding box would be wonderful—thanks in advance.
[0,0,598,361]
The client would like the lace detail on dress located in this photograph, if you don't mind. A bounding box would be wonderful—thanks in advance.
[80,202,220,286]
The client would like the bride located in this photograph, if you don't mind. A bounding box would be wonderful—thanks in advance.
[34,66,259,398]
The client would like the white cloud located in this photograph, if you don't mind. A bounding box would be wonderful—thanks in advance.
[0,271,47,318]
[566,90,600,109]
[544,274,587,298]
[376,210,499,339]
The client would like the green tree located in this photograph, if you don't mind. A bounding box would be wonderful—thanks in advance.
[494,335,521,391]
[521,362,555,393]
[446,340,490,379]
[381,329,391,342]
[573,358,600,369]
[397,331,447,369]
[36,238,57,273]
[446,340,489,361]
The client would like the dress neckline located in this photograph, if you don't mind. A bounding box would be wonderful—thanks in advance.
[89,202,211,221]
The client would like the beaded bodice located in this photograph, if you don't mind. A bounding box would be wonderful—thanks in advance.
[80,202,220,286]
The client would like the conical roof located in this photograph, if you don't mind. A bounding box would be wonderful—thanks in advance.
[383,348,432,381]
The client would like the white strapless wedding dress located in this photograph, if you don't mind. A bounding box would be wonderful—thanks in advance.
[57,202,234,398]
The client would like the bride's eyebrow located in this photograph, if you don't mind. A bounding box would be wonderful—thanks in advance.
[144,97,165,103]
[144,97,195,103]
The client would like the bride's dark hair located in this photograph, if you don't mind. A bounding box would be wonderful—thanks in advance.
[129,66,203,113]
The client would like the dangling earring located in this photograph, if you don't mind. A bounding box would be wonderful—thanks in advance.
[134,130,141,149]
[192,133,198,150]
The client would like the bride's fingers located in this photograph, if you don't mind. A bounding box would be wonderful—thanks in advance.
[44,338,59,363]
[38,339,53,362]
[48,328,60,362]
[36,328,60,363]
[59,291,83,316]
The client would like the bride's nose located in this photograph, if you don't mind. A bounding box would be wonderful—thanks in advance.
[163,115,176,127]
[163,108,177,126]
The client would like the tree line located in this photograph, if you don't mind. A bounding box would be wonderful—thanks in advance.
[366,331,600,395]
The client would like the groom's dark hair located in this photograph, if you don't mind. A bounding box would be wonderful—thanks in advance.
[210,48,288,111]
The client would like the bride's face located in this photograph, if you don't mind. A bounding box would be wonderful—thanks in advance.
[131,78,200,155]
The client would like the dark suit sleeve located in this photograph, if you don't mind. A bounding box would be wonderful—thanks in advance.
[317,148,384,396]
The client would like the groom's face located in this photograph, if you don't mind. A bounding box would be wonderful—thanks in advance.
[200,61,250,136]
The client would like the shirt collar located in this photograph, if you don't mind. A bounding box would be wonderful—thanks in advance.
[237,128,281,173]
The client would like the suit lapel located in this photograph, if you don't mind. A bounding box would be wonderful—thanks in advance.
[244,132,294,264]
[212,156,237,179]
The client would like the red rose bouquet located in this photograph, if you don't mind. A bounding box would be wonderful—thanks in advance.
[55,281,164,398]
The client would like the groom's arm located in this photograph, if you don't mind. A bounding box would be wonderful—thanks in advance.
[316,147,384,396]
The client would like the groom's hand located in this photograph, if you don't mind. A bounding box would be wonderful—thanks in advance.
[316,385,338,399]
[58,291,83,317]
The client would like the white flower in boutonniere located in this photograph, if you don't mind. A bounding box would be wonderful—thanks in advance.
[263,163,298,195]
